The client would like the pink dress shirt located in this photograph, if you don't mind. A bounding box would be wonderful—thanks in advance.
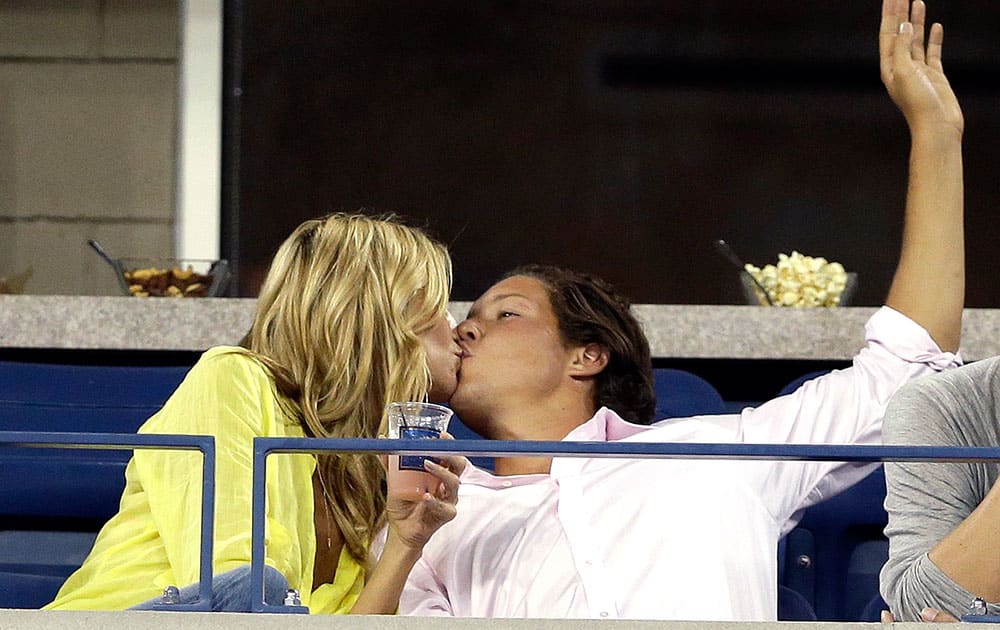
[400,306,960,620]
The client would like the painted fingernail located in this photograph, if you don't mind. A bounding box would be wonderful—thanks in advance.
[919,608,938,622]
[899,22,912,34]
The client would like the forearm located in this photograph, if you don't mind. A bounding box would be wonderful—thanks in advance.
[349,532,422,614]
[885,127,964,353]
[927,478,1000,601]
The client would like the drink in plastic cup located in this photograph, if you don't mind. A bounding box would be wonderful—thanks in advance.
[385,402,453,500]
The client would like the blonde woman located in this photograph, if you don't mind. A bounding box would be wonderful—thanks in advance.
[46,214,464,613]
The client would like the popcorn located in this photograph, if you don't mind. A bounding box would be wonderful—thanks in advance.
[744,251,849,307]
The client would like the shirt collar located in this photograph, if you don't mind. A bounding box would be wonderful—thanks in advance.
[459,407,653,488]
[563,406,652,442]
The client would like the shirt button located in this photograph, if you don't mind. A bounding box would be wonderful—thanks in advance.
[599,612,609,618]
[501,480,513,488]
[584,560,593,567]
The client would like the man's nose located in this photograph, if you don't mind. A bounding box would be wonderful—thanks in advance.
[455,319,479,342]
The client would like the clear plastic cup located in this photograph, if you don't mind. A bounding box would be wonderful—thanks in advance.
[385,402,453,500]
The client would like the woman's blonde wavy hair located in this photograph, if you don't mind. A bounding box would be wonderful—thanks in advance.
[244,213,452,564]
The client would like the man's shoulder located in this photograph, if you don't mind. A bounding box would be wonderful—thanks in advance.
[636,414,741,443]
[596,406,741,443]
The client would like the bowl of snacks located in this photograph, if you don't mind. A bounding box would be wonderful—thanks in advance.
[89,240,231,298]
[742,251,857,307]
[118,258,230,297]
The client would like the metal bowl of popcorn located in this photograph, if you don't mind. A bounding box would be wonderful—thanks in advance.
[741,251,857,307]
[89,240,231,298]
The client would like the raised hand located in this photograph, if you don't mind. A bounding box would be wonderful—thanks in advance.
[879,0,964,354]
[879,0,963,137]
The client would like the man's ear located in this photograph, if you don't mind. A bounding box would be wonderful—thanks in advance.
[569,343,609,377]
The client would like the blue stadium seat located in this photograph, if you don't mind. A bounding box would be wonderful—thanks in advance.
[0,361,190,520]
[859,593,889,622]
[0,360,189,608]
[0,572,67,610]
[653,368,727,419]
[778,585,817,621]
[0,530,97,577]
[780,466,889,621]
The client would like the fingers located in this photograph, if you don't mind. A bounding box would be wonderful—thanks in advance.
[432,433,469,476]
[879,0,905,45]
[419,492,457,524]
[910,0,926,64]
[414,465,459,527]
[927,23,944,73]
[879,0,905,83]
[435,453,468,476]
[893,21,916,77]
[920,607,959,623]
[881,605,958,624]
[880,0,937,87]
[424,459,461,503]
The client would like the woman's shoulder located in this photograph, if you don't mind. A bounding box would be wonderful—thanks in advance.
[166,346,282,412]
[142,346,301,435]
[198,344,260,365]
[190,346,273,382]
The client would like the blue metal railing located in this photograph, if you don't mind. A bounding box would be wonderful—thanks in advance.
[249,437,1000,613]
[0,431,216,612]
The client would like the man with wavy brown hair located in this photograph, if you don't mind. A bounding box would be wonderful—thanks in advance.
[402,0,966,620]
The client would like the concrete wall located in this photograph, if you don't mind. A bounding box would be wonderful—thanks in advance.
[0,0,178,296]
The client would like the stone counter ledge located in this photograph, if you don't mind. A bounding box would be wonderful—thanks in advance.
[1,296,998,361]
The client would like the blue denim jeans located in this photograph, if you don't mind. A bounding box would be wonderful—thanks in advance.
[130,565,290,612]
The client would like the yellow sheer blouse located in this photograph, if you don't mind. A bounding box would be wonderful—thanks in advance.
[45,347,364,613]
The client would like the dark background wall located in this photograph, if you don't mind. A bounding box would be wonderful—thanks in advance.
[223,0,1000,305]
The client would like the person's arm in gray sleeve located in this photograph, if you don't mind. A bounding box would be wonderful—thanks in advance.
[880,359,1000,620]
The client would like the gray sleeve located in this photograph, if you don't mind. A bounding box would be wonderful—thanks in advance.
[879,358,1000,620]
